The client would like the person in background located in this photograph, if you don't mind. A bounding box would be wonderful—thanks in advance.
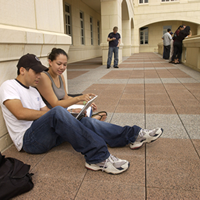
[170,25,185,63]
[169,32,174,62]
[107,26,121,69]
[172,26,191,64]
[162,28,172,59]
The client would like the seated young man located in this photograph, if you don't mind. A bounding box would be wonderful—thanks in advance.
[0,54,163,175]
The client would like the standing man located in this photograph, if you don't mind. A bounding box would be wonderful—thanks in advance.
[107,26,121,69]
[162,28,172,59]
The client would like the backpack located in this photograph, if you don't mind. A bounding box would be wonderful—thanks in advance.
[0,152,34,200]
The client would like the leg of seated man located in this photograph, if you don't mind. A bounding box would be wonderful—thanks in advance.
[80,117,141,147]
[23,106,129,174]
[81,117,163,150]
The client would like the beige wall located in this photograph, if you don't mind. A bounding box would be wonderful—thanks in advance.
[182,35,200,72]
[0,0,71,152]
[63,0,102,63]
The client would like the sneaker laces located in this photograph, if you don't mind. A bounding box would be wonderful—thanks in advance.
[101,154,119,172]
[139,128,157,137]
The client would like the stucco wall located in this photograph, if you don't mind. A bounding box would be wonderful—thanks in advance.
[63,0,102,63]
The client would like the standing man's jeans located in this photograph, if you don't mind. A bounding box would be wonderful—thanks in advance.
[23,106,141,164]
[163,45,171,59]
[107,46,119,67]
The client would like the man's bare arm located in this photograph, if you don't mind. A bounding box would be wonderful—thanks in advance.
[4,99,49,121]
[117,38,121,47]
[107,37,116,42]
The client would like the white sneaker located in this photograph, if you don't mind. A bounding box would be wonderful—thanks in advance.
[85,154,130,175]
[130,128,163,149]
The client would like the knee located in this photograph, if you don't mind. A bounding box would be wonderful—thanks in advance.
[51,106,67,116]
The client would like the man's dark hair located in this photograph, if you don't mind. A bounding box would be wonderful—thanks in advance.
[17,66,30,75]
[167,29,171,32]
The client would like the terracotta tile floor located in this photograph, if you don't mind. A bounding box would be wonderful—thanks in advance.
[3,53,200,200]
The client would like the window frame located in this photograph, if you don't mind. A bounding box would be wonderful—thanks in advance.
[80,11,85,45]
[161,0,179,2]
[90,17,93,45]
[140,27,149,45]
[139,0,148,4]
[97,21,100,45]
[163,25,172,35]
[64,3,72,38]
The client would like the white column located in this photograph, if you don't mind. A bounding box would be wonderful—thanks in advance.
[100,0,123,65]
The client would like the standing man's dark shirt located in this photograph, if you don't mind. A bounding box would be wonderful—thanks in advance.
[108,32,121,47]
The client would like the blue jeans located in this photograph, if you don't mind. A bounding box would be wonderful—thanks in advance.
[23,106,141,164]
[107,47,119,67]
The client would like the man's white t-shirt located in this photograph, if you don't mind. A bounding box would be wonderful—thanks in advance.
[0,79,46,151]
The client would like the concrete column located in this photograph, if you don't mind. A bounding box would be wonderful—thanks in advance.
[122,19,131,56]
[132,27,140,53]
[100,0,123,65]
[197,25,200,35]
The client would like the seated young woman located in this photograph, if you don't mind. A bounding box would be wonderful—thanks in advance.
[36,48,107,121]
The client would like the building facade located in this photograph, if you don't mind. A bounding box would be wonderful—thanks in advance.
[0,0,200,151]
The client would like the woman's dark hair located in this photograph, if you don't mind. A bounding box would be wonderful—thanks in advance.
[179,26,190,39]
[183,26,190,34]
[180,26,190,37]
[178,25,183,29]
[48,48,68,61]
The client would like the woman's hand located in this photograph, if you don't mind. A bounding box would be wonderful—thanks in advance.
[76,93,96,102]
[91,102,97,112]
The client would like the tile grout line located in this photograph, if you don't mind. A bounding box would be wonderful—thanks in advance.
[144,60,148,200]
[30,153,48,172]
[157,71,200,160]
[74,170,88,200]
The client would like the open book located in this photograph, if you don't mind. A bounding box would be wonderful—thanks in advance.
[68,95,98,120]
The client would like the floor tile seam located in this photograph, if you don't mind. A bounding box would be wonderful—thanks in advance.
[146,185,200,193]
[67,67,113,83]
[76,178,145,187]
[78,79,200,84]
[159,76,200,160]
[106,78,130,122]
[144,75,148,200]
[154,64,200,102]
[73,169,88,199]
[175,64,200,81]
[30,153,48,172]
[67,69,92,71]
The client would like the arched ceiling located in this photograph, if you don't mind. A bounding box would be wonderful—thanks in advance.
[81,0,101,14]
[122,0,129,20]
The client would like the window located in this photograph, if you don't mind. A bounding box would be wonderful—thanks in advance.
[163,26,172,35]
[161,0,178,2]
[140,27,148,45]
[97,21,100,45]
[65,4,72,36]
[139,0,148,3]
[80,12,85,45]
[90,17,93,45]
